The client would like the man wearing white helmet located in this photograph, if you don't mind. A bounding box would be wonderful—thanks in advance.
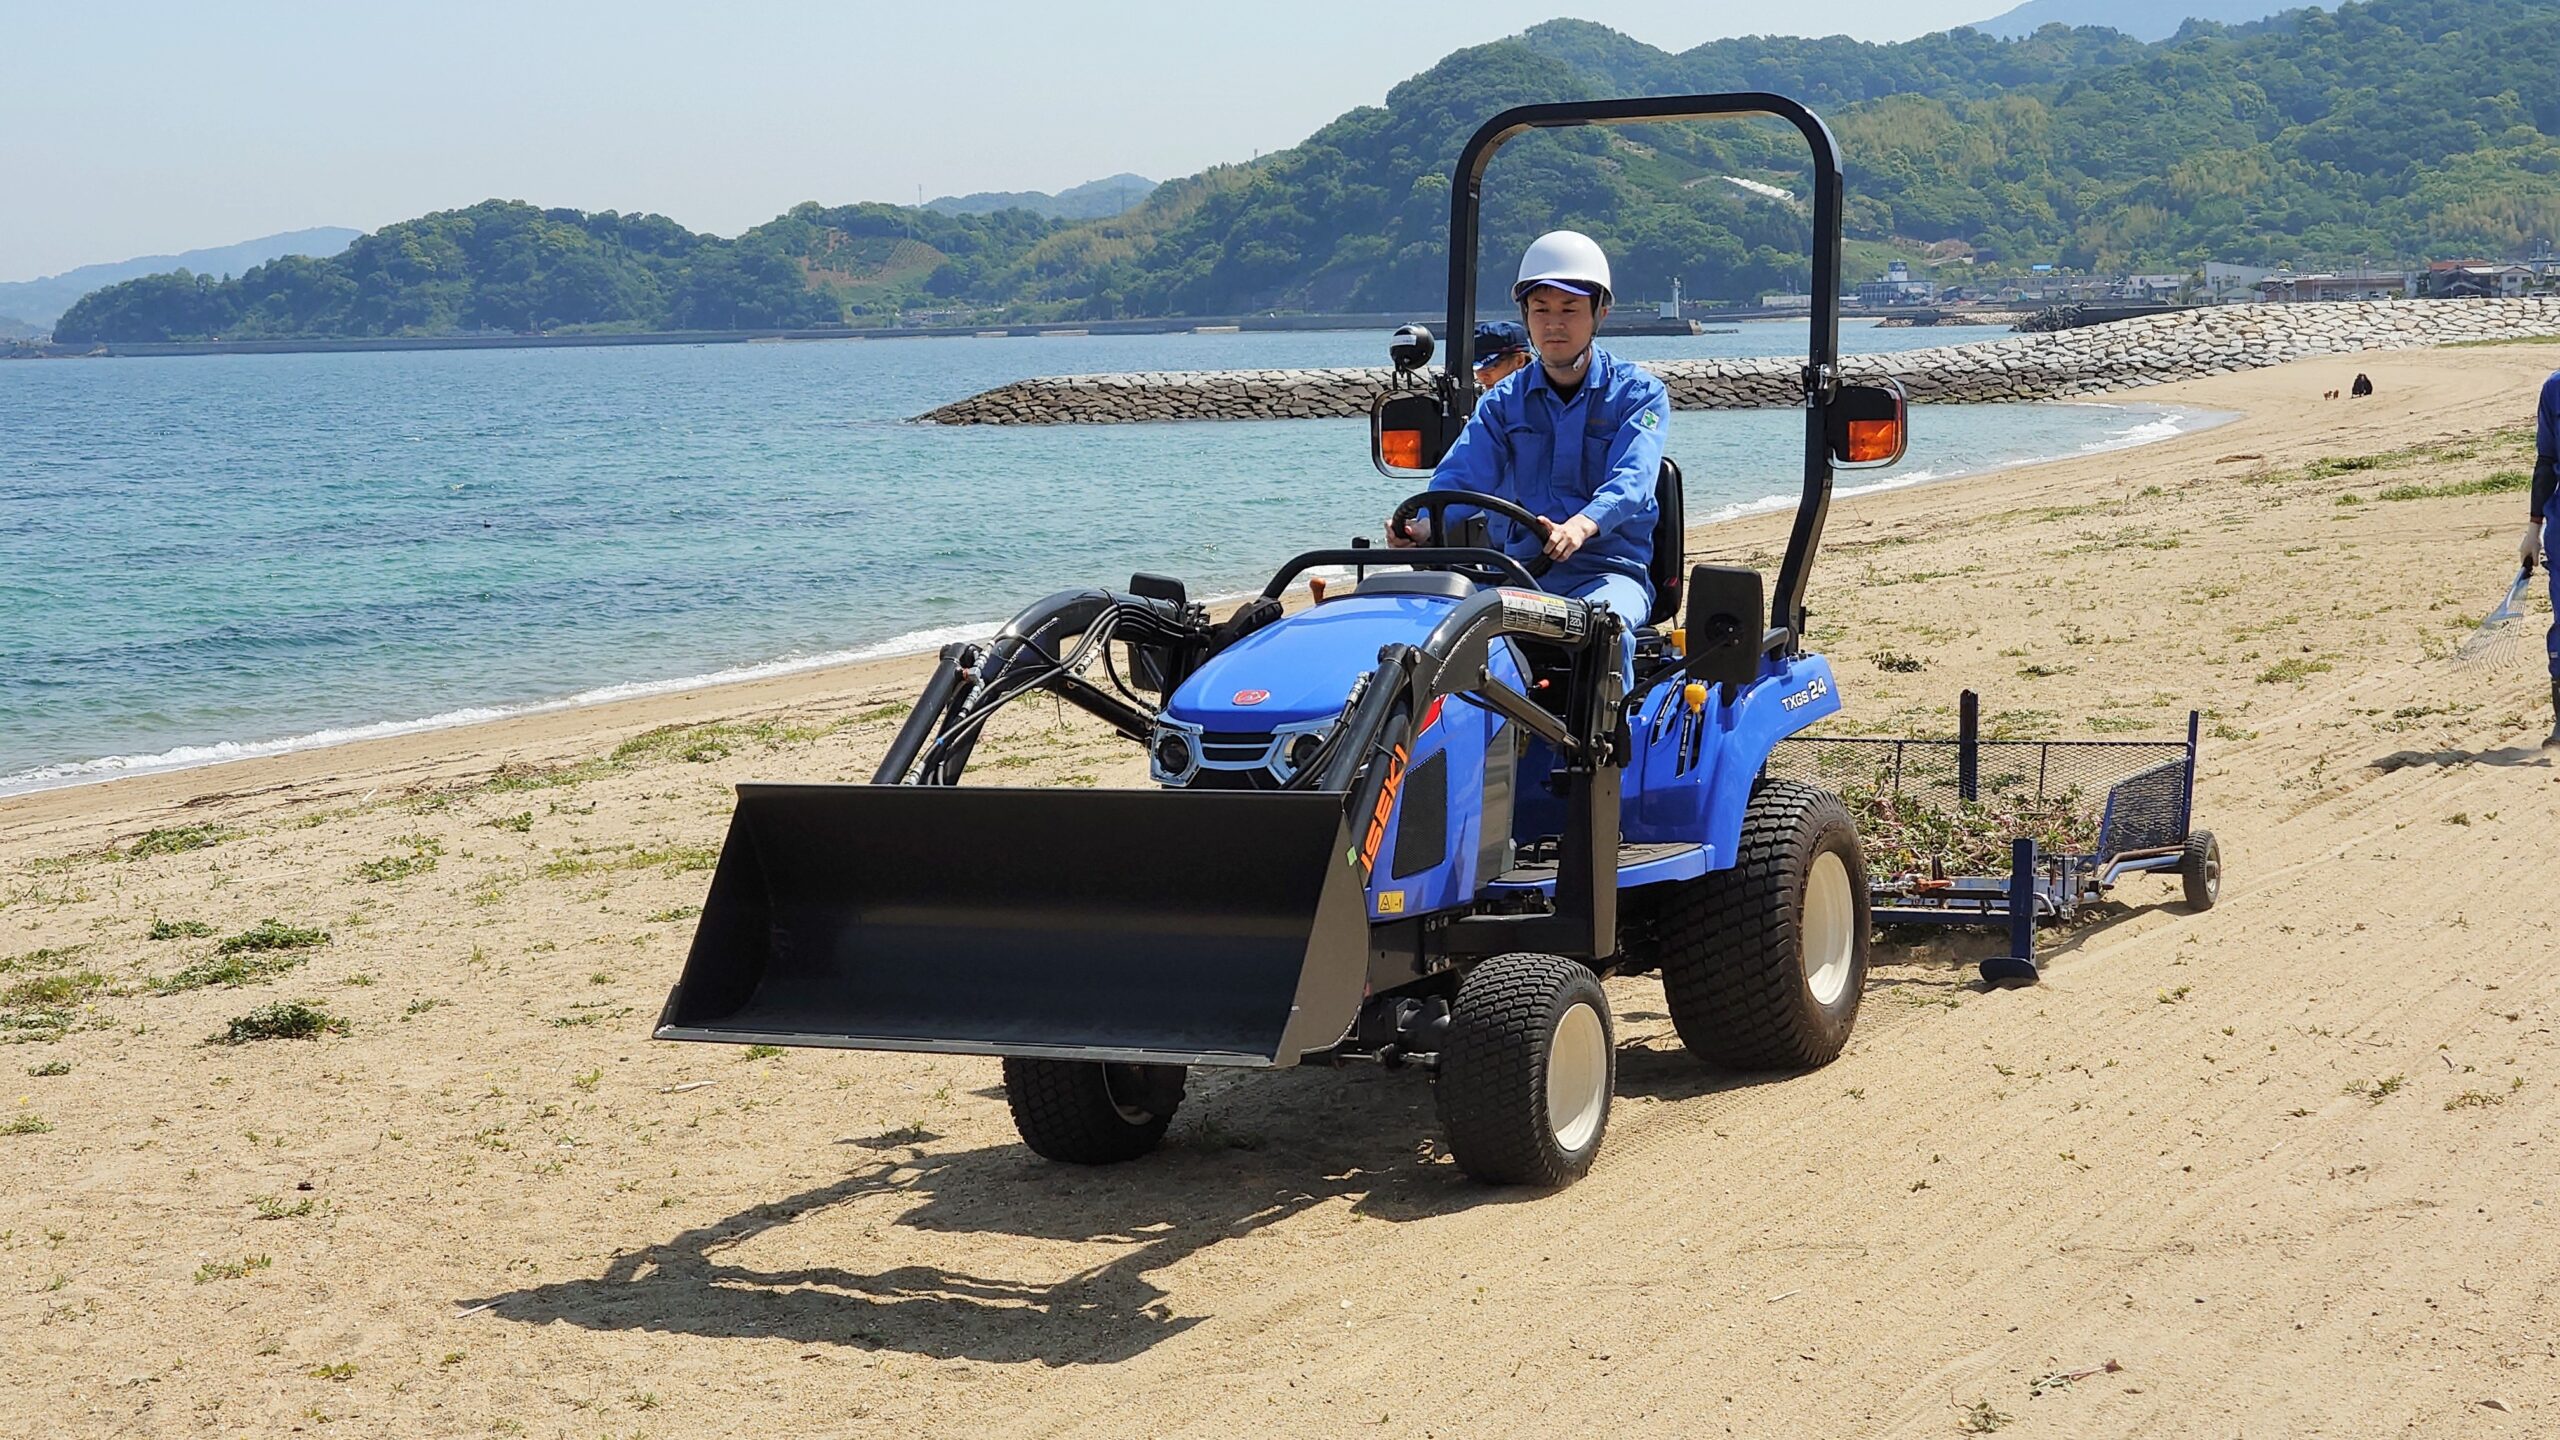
[1387,229,1670,683]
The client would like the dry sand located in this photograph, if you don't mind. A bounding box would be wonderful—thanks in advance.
[7,343,2560,1438]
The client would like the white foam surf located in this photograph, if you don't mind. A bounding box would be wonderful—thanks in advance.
[0,620,1003,798]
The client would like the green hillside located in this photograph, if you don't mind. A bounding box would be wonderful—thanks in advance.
[54,0,2560,343]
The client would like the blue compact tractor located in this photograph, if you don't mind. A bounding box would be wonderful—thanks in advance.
[657,94,1914,1186]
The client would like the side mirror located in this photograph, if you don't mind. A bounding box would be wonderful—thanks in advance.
[1827,378,1908,470]
[1371,391,1452,479]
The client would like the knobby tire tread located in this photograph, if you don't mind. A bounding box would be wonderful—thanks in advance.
[1004,1057,1180,1165]
[1657,779,1865,1070]
[1434,953,1610,1187]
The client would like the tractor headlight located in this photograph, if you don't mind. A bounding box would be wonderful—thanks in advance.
[1151,730,1196,784]
[1287,730,1327,772]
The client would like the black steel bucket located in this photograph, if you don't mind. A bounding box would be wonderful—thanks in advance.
[654,784,1372,1067]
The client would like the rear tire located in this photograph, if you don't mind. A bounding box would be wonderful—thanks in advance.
[1656,779,1870,1070]
[2180,830,2221,912]
[1434,953,1613,1187]
[1003,1058,1184,1165]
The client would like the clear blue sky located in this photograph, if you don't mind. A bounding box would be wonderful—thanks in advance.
[0,0,1997,281]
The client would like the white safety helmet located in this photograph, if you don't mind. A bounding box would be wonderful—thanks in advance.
[1512,230,1613,306]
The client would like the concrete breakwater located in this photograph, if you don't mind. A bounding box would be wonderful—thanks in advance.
[916,298,2560,425]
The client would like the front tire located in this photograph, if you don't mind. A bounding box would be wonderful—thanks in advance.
[1434,953,1614,1187]
[1656,780,1870,1069]
[1003,1058,1185,1165]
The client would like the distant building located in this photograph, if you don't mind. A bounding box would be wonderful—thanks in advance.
[1856,260,1935,307]
[2255,271,2413,302]
[2203,263,2274,303]
[2118,273,2186,300]
[2424,261,2536,298]
[1756,292,1814,310]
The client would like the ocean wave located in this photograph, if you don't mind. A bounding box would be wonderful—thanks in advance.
[1691,402,2226,527]
[0,619,1002,798]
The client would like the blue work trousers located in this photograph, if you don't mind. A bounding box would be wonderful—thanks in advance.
[2546,511,2558,679]
[1562,570,1649,689]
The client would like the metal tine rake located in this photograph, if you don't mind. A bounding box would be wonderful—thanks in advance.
[2456,560,2539,671]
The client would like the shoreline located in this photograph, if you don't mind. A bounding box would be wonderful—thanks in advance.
[0,398,2223,804]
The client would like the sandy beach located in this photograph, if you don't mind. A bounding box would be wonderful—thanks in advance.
[7,341,2560,1437]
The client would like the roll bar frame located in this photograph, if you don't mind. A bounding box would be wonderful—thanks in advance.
[1436,92,1849,652]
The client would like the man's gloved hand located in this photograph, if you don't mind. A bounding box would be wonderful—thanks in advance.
[1544,514,1601,562]
[2522,521,2544,571]
[1386,513,1430,549]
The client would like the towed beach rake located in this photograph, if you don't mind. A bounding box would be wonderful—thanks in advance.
[1765,690,2217,984]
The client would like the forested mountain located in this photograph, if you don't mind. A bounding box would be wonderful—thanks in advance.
[927,174,1159,221]
[1969,0,2288,42]
[54,0,2560,343]
[1,226,357,330]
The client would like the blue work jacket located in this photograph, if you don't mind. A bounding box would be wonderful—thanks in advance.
[1430,344,1670,597]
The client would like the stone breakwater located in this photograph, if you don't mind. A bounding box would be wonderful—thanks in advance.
[916,298,2560,425]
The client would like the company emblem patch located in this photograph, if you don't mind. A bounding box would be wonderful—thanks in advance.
[1232,689,1270,706]
[1637,408,1660,430]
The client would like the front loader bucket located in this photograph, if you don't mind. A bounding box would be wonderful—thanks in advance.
[655,784,1373,1067]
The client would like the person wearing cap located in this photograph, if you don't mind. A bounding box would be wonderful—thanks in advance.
[1472,320,1532,392]
[1388,230,1669,684]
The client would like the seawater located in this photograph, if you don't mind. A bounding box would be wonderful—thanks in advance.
[0,323,2220,793]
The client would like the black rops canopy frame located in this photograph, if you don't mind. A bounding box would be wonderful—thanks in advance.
[1435,92,1848,653]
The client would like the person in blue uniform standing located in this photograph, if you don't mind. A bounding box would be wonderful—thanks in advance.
[1471,320,1533,391]
[1388,230,1670,684]
[2526,366,2560,746]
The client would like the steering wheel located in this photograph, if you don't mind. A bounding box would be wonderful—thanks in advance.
[1388,490,1556,579]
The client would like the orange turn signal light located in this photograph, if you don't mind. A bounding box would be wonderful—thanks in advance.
[1846,418,1902,464]
[1379,429,1425,470]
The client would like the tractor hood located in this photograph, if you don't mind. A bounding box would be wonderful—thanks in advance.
[1169,591,1460,730]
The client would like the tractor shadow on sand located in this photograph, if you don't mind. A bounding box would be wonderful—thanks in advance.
[459,1056,1645,1365]
[462,1020,1821,1365]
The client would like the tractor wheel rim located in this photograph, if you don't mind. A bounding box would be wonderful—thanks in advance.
[1803,849,1856,1008]
[1546,1000,1608,1154]
[2204,845,2221,898]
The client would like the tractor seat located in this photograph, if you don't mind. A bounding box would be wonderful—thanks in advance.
[1641,457,1686,630]
[1351,569,1479,602]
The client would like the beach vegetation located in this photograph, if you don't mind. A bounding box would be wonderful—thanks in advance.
[4,1114,56,1136]
[1,944,87,973]
[352,836,443,884]
[2,971,107,1008]
[155,948,306,993]
[207,1001,349,1045]
[28,1059,71,1077]
[123,824,236,859]
[2257,658,2332,684]
[538,841,718,879]
[192,1254,273,1283]
[216,919,331,955]
[486,810,535,833]
[147,918,218,940]
[2375,471,2531,502]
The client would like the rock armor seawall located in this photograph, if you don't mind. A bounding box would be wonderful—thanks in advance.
[915,299,2560,425]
